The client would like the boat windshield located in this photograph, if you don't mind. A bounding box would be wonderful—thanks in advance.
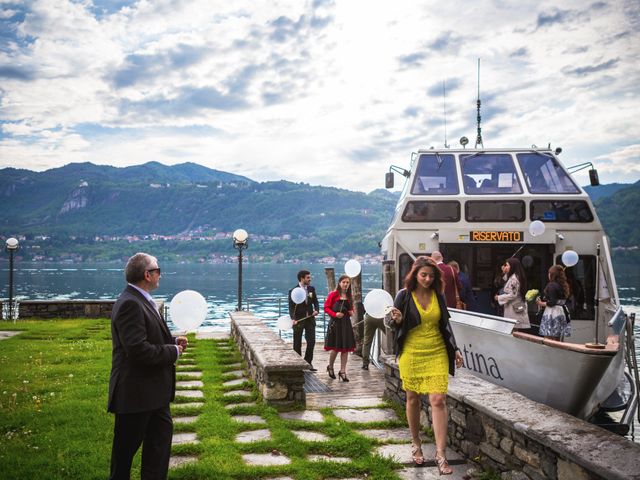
[410,154,459,195]
[460,153,523,194]
[516,152,580,194]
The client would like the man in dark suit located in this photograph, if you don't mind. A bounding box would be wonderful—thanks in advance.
[288,269,320,371]
[431,251,462,309]
[108,252,188,480]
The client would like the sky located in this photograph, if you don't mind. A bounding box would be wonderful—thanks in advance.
[1,0,639,192]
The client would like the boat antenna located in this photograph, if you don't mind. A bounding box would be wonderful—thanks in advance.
[475,58,484,149]
[443,79,449,148]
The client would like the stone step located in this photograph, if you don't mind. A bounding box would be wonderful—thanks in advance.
[168,455,198,469]
[172,432,199,445]
[235,429,271,443]
[176,380,204,388]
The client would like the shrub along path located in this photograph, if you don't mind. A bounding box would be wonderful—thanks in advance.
[0,321,474,479]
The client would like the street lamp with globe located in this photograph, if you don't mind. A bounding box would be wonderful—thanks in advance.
[5,238,19,322]
[232,229,249,311]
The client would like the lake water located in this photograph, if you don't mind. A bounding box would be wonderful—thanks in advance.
[1,260,639,440]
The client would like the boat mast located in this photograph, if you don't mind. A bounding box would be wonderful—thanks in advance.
[443,79,449,148]
[475,58,484,149]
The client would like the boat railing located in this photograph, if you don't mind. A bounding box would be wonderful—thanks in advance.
[623,313,640,427]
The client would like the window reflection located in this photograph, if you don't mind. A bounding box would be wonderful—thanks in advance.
[461,153,523,194]
[402,201,460,222]
[517,152,580,194]
[410,154,459,195]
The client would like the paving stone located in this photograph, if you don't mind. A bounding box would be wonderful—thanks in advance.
[172,432,199,445]
[177,365,201,371]
[224,401,257,409]
[223,378,246,387]
[223,389,252,397]
[177,371,203,378]
[178,359,197,365]
[224,369,245,378]
[176,380,204,388]
[332,408,398,423]
[292,430,329,442]
[173,416,198,424]
[307,454,351,463]
[358,428,428,442]
[196,331,230,340]
[242,452,291,466]
[169,455,198,469]
[231,415,266,424]
[396,463,468,479]
[235,429,272,443]
[278,410,324,423]
[262,477,294,480]
[175,390,204,399]
[224,362,242,369]
[0,331,22,340]
[173,402,204,410]
[375,443,464,466]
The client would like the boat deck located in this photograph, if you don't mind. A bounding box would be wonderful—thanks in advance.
[513,331,619,355]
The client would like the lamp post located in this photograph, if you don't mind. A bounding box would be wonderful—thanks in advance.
[232,229,248,311]
[5,238,19,322]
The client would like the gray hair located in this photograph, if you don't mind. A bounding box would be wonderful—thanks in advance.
[125,252,156,284]
[431,251,443,262]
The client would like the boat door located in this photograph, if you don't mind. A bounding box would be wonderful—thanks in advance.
[440,243,555,316]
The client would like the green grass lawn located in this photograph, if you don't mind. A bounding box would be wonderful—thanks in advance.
[0,320,415,479]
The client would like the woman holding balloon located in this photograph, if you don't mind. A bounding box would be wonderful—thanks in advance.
[324,275,356,381]
[386,256,462,473]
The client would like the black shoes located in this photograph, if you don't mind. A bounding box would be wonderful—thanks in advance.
[362,361,369,370]
[326,365,336,379]
[338,371,349,382]
[309,364,318,372]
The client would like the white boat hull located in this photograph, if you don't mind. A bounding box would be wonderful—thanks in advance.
[449,309,625,419]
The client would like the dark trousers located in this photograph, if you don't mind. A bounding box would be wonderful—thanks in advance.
[293,318,316,364]
[362,313,385,363]
[110,406,173,480]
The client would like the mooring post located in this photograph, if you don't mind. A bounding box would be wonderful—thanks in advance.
[381,260,397,355]
[350,272,364,356]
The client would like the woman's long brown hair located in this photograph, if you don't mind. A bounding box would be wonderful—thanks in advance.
[404,256,444,294]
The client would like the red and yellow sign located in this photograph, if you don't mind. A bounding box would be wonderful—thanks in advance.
[470,231,523,242]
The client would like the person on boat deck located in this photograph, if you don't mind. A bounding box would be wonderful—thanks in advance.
[490,263,506,316]
[430,251,462,309]
[447,260,479,312]
[536,265,572,340]
[385,256,463,474]
[324,275,356,382]
[495,257,530,331]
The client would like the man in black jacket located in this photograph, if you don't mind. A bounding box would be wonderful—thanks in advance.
[108,252,187,480]
[288,269,320,371]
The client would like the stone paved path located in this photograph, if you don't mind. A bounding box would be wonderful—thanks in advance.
[168,331,470,479]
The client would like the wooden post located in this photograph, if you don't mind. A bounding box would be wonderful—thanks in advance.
[324,267,336,292]
[381,260,397,355]
[350,273,364,356]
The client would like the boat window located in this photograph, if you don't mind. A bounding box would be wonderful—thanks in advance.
[460,153,523,194]
[402,201,460,222]
[465,201,526,222]
[554,255,596,320]
[410,154,459,195]
[531,200,594,222]
[517,152,580,194]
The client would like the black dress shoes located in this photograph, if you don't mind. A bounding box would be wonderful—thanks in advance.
[309,364,318,372]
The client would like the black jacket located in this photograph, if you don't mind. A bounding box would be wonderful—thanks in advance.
[392,288,459,376]
[108,285,177,414]
[288,285,320,320]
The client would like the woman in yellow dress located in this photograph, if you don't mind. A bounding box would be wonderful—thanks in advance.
[387,256,463,474]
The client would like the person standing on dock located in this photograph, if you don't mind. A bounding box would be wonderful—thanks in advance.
[107,252,188,480]
[386,255,463,474]
[431,251,462,309]
[324,274,356,381]
[289,269,320,371]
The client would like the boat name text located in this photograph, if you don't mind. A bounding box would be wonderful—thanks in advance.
[461,343,504,380]
[470,231,523,242]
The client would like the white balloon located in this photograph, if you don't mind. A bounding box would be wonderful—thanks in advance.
[363,289,394,319]
[561,250,579,267]
[276,314,293,330]
[529,220,546,237]
[344,259,362,278]
[170,290,207,331]
[291,287,306,304]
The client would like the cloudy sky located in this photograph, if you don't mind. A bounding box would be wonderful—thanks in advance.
[1,0,639,191]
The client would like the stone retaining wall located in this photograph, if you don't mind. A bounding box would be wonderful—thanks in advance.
[382,354,640,480]
[230,311,309,406]
[0,300,165,320]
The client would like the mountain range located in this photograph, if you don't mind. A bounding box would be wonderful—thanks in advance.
[1,162,638,262]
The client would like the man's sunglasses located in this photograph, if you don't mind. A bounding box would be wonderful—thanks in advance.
[146,268,161,275]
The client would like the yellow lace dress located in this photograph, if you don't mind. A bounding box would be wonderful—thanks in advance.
[398,291,449,394]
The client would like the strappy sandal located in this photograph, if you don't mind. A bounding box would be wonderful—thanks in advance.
[435,452,453,475]
[411,443,424,466]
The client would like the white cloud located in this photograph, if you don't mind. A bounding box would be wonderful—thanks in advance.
[0,0,639,190]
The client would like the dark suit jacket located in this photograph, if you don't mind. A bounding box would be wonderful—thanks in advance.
[288,285,320,320]
[437,262,462,309]
[108,285,177,414]
[392,288,459,376]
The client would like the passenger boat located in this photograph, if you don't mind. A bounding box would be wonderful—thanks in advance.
[380,145,639,432]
